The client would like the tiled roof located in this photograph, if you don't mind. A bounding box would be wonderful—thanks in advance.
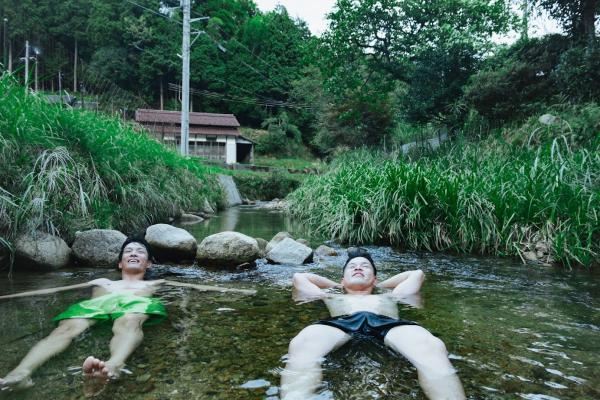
[135,109,240,127]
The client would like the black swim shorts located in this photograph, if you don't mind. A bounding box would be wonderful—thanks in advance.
[315,311,417,341]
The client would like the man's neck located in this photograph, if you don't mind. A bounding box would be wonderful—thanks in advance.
[121,271,145,282]
[343,287,374,295]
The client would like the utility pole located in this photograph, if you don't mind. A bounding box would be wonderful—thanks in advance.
[179,1,209,156]
[34,48,40,91]
[180,0,191,156]
[24,40,29,92]
[3,18,7,69]
[58,69,62,103]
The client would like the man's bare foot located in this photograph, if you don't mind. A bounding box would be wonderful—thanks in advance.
[82,356,116,398]
[82,356,111,379]
[0,370,34,390]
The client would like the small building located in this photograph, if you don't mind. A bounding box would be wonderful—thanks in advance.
[135,109,254,164]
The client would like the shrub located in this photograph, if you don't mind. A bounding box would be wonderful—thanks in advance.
[288,138,599,267]
[233,170,303,200]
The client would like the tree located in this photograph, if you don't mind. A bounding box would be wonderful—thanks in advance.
[317,0,515,139]
[536,0,599,45]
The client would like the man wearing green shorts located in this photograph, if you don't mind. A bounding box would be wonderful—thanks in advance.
[0,237,254,389]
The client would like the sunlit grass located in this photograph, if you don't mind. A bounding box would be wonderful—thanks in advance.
[288,135,599,268]
[0,74,221,268]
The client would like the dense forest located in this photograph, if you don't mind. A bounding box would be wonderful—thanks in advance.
[1,0,598,155]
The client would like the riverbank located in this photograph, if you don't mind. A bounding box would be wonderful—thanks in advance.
[0,75,221,268]
[288,109,600,268]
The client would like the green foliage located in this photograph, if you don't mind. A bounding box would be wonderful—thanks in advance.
[0,75,220,264]
[465,35,600,123]
[552,46,600,101]
[256,112,304,156]
[232,170,303,200]
[464,35,563,121]
[314,0,515,141]
[289,124,600,267]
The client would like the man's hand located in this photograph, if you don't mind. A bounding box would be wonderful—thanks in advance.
[377,270,425,297]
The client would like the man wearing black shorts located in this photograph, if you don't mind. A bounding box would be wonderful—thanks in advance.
[281,249,465,400]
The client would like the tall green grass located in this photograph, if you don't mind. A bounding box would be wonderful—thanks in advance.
[288,132,599,267]
[0,74,221,266]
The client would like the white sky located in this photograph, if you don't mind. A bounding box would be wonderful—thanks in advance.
[253,0,561,40]
[253,0,336,36]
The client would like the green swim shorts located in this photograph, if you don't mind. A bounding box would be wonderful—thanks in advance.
[53,292,167,325]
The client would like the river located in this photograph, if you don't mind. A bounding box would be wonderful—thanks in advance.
[0,205,598,399]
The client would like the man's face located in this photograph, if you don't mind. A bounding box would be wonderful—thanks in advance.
[342,257,376,290]
[118,242,151,272]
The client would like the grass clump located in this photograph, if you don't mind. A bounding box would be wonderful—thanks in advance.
[288,131,599,267]
[0,74,220,264]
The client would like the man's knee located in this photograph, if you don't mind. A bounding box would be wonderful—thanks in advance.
[52,319,91,339]
[288,325,347,359]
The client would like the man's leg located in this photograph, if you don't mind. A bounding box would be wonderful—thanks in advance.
[281,324,350,400]
[83,313,148,379]
[0,318,95,388]
[384,325,466,400]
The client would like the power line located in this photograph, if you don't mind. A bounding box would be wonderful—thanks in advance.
[124,0,181,25]
[167,83,313,110]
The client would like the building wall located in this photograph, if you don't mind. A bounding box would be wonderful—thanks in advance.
[226,137,237,164]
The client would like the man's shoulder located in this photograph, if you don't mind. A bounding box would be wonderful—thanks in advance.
[89,278,113,286]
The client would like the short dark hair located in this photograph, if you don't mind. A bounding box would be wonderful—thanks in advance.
[118,236,154,263]
[343,248,376,275]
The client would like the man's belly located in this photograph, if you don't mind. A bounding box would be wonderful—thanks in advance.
[324,295,399,319]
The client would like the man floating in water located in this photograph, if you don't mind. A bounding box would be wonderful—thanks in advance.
[0,237,255,390]
[281,249,466,400]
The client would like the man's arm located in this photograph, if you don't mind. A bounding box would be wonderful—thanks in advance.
[0,281,95,300]
[378,270,425,297]
[161,280,256,295]
[292,273,340,301]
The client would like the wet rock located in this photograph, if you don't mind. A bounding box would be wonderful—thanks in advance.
[266,232,293,253]
[539,114,558,126]
[145,224,197,262]
[315,245,338,257]
[202,198,215,214]
[15,231,71,270]
[523,251,538,262]
[239,379,270,389]
[71,229,126,267]
[266,237,313,265]
[196,231,260,269]
[255,238,268,257]
[179,213,204,225]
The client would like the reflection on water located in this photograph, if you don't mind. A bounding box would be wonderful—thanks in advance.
[180,205,322,246]
[0,207,599,399]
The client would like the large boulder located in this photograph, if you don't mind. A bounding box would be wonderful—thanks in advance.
[15,231,71,270]
[266,232,293,253]
[72,229,127,267]
[145,224,197,262]
[266,238,313,265]
[197,231,260,268]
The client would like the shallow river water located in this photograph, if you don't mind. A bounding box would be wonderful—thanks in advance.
[1,206,599,399]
